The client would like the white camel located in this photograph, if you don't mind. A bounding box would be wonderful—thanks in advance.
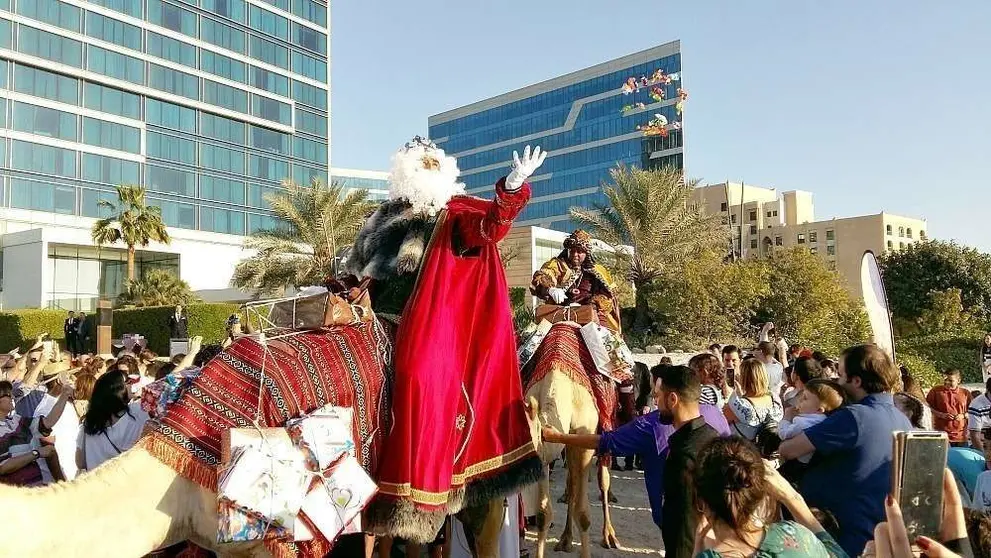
[525,368,618,558]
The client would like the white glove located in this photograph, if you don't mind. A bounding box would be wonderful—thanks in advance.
[505,145,547,191]
[548,287,567,304]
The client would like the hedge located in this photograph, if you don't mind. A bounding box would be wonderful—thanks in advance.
[0,309,93,353]
[113,303,241,355]
[896,330,983,389]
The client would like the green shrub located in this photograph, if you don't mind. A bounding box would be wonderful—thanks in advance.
[113,303,240,354]
[896,330,983,385]
[895,351,941,391]
[0,309,94,353]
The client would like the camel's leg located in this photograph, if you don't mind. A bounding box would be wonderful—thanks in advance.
[378,535,394,558]
[598,461,619,549]
[553,446,579,553]
[473,498,505,558]
[535,463,553,558]
[573,448,595,558]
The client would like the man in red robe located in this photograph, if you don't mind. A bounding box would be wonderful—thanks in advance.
[347,137,546,543]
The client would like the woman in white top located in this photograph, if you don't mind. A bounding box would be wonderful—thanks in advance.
[723,358,783,443]
[75,371,149,472]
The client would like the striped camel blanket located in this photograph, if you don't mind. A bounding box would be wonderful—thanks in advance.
[522,323,618,431]
[138,321,393,558]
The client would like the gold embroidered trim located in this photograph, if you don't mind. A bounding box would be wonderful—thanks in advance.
[376,442,537,503]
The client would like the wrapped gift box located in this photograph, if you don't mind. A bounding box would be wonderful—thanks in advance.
[140,368,201,421]
[518,320,553,368]
[218,428,311,543]
[217,443,310,541]
[299,455,377,544]
[579,322,634,383]
[286,405,356,471]
[535,304,598,326]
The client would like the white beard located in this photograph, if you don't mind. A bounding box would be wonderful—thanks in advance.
[388,145,465,216]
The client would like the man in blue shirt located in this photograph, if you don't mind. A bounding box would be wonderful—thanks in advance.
[541,364,730,530]
[779,344,910,557]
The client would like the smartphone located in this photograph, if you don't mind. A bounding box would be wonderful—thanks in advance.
[891,430,949,541]
[726,368,735,387]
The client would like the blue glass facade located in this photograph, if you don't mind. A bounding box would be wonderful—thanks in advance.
[428,42,683,232]
[0,0,329,236]
[330,169,389,202]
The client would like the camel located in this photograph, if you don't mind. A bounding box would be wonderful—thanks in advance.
[0,324,523,558]
[525,368,619,558]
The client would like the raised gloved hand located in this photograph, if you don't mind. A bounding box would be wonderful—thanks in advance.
[505,145,546,191]
[548,287,567,305]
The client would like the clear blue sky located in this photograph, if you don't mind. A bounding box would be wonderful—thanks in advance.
[331,1,990,250]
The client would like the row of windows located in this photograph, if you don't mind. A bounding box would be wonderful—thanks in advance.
[886,224,924,239]
[455,106,680,172]
[7,0,329,60]
[438,81,681,155]
[429,54,680,140]
[3,176,284,234]
[4,62,328,144]
[0,137,328,197]
[4,35,300,125]
[463,137,646,190]
[6,101,142,154]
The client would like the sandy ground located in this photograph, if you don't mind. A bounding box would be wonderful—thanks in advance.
[521,462,664,557]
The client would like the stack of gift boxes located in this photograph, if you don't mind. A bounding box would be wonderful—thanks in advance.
[215,404,378,546]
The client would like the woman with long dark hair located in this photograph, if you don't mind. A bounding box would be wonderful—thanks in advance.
[693,437,847,557]
[75,371,149,471]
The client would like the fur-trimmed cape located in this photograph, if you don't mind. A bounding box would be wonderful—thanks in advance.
[346,199,437,281]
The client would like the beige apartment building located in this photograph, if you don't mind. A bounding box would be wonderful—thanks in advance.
[691,182,928,295]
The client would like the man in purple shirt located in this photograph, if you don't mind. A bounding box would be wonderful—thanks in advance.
[541,363,730,529]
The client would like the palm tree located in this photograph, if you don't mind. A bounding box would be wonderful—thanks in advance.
[570,164,727,334]
[91,185,170,281]
[117,268,199,307]
[231,178,375,297]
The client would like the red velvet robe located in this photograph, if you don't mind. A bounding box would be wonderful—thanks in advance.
[374,179,540,516]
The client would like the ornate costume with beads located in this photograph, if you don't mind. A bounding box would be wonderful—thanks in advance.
[531,230,622,332]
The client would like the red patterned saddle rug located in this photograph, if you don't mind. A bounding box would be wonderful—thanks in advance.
[139,321,393,558]
[522,323,618,431]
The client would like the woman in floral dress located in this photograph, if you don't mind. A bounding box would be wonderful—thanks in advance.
[692,437,848,558]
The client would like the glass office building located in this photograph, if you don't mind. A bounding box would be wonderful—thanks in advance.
[331,167,388,202]
[0,0,330,309]
[428,41,683,232]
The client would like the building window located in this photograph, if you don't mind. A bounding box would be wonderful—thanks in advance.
[293,23,327,55]
[84,83,140,120]
[898,226,905,238]
[731,214,737,224]
[147,99,197,133]
[720,202,727,212]
[809,232,818,243]
[202,113,246,145]
[827,245,836,256]
[291,50,328,82]
[886,224,893,235]
[721,216,728,225]
[14,62,80,105]
[81,117,141,154]
[292,79,328,111]
[887,240,893,250]
[204,80,249,113]
[900,242,905,249]
[201,0,246,21]
[749,225,757,235]
[826,229,835,241]
[773,210,778,217]
[750,239,758,250]
[829,261,837,271]
[797,233,805,244]
[748,209,757,222]
[250,125,290,155]
[810,247,818,254]
[251,67,290,96]
[201,17,245,51]
[251,96,292,125]
[11,101,78,141]
[906,228,913,239]
[920,230,927,240]
[775,236,782,246]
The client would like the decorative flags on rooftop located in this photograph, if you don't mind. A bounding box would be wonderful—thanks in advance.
[620,69,686,135]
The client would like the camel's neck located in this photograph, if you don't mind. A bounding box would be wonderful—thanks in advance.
[0,446,195,558]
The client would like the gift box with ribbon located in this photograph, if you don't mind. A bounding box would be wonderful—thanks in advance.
[217,407,375,545]
[579,322,635,383]
[217,431,311,543]
[518,320,553,368]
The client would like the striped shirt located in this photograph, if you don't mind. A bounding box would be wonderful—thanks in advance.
[968,393,991,433]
